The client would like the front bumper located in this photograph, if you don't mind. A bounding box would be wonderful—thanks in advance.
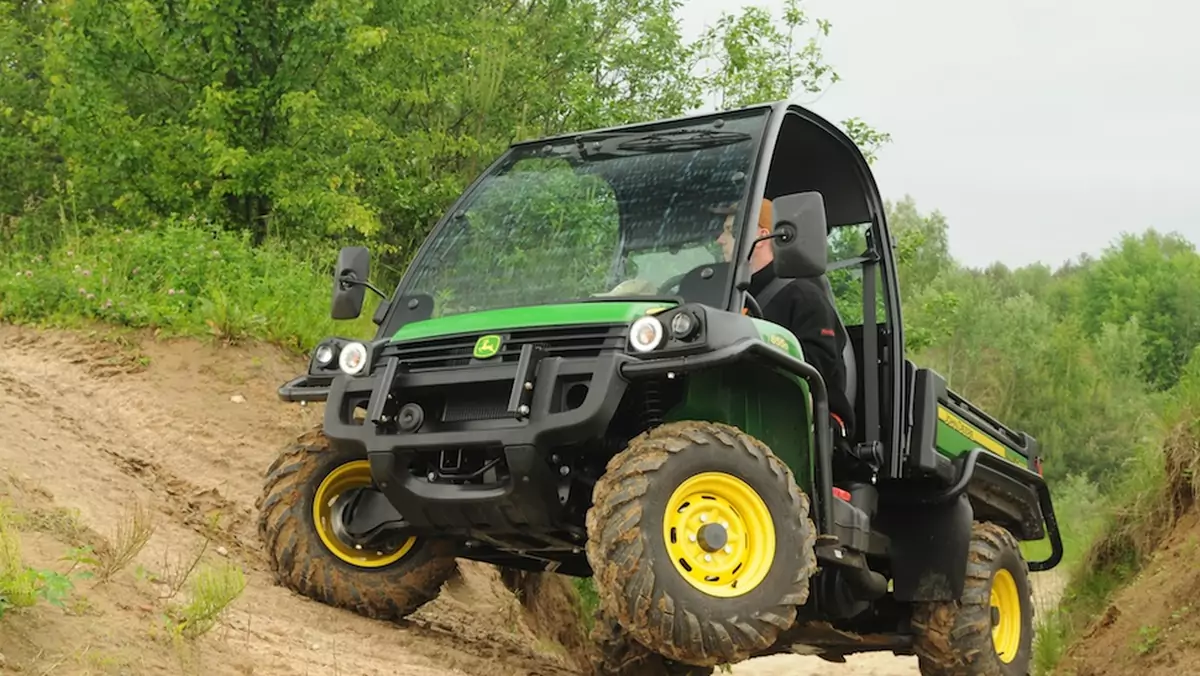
[322,349,631,532]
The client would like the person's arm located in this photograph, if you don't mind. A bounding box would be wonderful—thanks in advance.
[784,283,856,435]
[784,284,845,393]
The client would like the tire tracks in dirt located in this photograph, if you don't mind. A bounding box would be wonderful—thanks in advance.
[0,325,582,676]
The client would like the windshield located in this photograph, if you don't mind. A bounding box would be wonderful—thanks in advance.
[397,109,768,318]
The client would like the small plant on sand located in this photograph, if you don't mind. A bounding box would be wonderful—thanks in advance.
[164,561,247,640]
[0,502,77,618]
[92,501,157,582]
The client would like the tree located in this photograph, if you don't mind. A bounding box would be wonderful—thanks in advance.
[3,0,889,272]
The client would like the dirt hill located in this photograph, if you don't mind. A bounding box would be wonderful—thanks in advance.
[0,324,1062,675]
[1051,420,1200,676]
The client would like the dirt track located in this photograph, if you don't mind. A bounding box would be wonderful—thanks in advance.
[0,325,1064,675]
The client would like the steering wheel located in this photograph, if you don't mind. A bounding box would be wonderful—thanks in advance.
[743,293,764,318]
[656,273,688,296]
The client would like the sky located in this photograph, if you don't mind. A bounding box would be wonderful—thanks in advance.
[678,0,1200,270]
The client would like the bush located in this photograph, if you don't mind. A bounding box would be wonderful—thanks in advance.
[0,219,379,352]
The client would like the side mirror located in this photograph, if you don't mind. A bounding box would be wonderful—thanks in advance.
[771,192,828,278]
[331,246,371,320]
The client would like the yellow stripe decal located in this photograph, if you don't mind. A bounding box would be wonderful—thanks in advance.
[937,406,1007,458]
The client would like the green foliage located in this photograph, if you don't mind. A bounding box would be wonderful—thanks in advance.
[0,502,78,619]
[1071,230,1200,390]
[165,561,247,640]
[0,219,377,351]
[1029,332,1200,673]
[1,0,887,273]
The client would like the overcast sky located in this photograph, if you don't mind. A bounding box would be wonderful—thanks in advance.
[679,0,1200,270]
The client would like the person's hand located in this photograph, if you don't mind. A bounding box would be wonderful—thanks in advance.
[593,278,657,297]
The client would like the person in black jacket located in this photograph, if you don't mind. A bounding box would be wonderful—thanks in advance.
[714,198,857,441]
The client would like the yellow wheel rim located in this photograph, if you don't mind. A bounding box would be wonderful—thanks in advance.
[312,460,416,568]
[991,568,1022,663]
[662,472,776,598]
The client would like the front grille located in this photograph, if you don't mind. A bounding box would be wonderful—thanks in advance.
[378,323,626,371]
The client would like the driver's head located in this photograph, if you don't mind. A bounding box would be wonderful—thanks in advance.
[713,198,774,263]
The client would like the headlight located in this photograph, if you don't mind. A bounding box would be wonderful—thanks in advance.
[629,316,664,353]
[670,311,697,339]
[314,343,336,367]
[338,341,369,375]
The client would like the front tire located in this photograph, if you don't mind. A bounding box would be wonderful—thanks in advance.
[910,521,1035,676]
[585,421,817,668]
[255,425,457,620]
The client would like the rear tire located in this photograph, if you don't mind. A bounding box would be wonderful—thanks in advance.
[910,521,1034,676]
[256,425,457,620]
[585,420,817,668]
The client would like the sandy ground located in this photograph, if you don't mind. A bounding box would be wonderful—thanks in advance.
[0,324,1066,675]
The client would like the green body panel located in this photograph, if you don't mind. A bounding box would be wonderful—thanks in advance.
[664,360,815,490]
[934,405,1027,465]
[749,317,804,361]
[390,301,673,342]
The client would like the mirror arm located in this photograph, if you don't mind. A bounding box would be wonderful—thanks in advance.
[339,274,387,300]
[744,230,791,261]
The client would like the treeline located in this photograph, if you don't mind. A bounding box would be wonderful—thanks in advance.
[0,0,884,262]
[888,198,1200,488]
[3,0,1199,495]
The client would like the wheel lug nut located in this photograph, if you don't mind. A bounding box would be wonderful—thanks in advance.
[700,514,708,523]
[724,545,732,554]
[704,554,712,562]
[355,544,363,550]
[689,534,697,543]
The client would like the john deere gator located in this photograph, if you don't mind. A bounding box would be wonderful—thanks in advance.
[256,100,1063,676]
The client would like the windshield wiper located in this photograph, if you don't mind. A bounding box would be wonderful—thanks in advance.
[616,128,751,152]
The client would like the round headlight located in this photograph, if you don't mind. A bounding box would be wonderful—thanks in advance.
[629,316,664,353]
[670,311,696,339]
[338,341,369,375]
[314,344,336,367]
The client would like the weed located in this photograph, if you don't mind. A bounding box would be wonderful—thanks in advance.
[18,505,91,546]
[1133,624,1160,655]
[572,576,599,632]
[155,514,221,601]
[0,502,79,618]
[165,561,247,640]
[93,500,157,582]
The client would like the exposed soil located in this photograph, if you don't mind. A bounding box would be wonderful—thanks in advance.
[0,324,1065,675]
[1052,422,1200,676]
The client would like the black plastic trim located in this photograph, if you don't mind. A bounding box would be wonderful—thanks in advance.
[886,448,1063,572]
[278,374,332,402]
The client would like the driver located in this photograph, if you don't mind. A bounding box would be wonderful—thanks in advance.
[713,198,857,441]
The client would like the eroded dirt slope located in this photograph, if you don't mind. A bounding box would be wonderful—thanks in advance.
[0,324,1065,676]
[1053,513,1200,675]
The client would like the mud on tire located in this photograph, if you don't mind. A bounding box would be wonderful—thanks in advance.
[256,425,457,620]
[588,606,715,676]
[585,420,818,668]
[910,521,1034,676]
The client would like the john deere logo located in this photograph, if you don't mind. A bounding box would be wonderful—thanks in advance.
[473,334,502,359]
[767,334,790,351]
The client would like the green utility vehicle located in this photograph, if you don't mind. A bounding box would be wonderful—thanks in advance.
[257,101,1062,676]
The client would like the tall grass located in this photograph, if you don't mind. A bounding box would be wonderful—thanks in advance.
[0,218,380,353]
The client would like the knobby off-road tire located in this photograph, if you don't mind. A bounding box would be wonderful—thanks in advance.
[256,425,457,620]
[911,521,1034,676]
[585,420,818,668]
[589,608,715,676]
